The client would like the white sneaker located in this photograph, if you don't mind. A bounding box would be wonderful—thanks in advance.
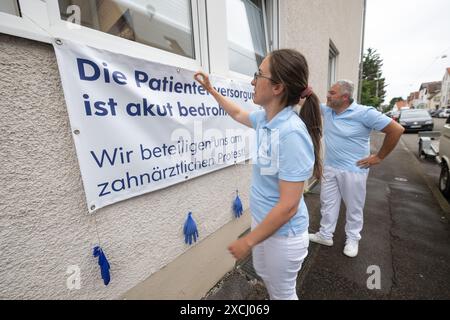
[309,232,333,246]
[343,240,359,257]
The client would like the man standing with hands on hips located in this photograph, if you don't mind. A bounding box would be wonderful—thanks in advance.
[309,80,404,257]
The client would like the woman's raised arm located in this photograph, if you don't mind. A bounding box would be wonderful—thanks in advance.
[194,72,252,128]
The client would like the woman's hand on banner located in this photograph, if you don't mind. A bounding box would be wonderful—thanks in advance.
[194,71,213,93]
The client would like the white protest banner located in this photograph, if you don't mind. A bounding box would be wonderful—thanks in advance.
[53,39,258,212]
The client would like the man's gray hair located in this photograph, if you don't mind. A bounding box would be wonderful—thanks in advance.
[335,80,354,103]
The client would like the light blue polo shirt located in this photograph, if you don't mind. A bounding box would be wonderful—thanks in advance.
[249,106,315,236]
[321,102,392,173]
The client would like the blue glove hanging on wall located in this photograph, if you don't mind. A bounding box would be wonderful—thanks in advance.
[233,190,243,218]
[93,246,111,286]
[183,212,199,245]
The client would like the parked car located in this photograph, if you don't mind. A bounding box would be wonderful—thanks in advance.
[387,110,400,122]
[430,108,442,117]
[398,109,434,132]
[438,108,450,118]
[433,108,444,118]
[438,124,450,197]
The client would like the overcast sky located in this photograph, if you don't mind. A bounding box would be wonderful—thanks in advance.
[364,0,450,103]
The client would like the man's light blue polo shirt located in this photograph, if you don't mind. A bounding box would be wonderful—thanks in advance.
[321,102,392,173]
[249,106,314,236]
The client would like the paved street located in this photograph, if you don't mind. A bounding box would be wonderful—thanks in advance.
[401,118,446,191]
[299,117,450,299]
[206,117,450,300]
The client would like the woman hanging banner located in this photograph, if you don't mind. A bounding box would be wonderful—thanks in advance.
[53,39,258,212]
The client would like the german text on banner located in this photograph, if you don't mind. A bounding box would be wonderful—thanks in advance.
[53,39,258,212]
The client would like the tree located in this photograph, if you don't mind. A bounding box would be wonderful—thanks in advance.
[381,104,391,113]
[389,97,404,109]
[361,48,386,108]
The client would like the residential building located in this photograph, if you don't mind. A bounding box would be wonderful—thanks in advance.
[433,91,442,110]
[393,100,408,112]
[407,91,420,108]
[0,0,365,299]
[441,68,450,109]
[418,81,441,110]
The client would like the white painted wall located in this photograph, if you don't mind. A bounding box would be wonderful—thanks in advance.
[0,34,251,299]
[441,71,450,108]
[280,0,364,102]
[429,92,441,110]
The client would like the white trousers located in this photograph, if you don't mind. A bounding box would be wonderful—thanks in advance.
[251,219,309,300]
[319,166,368,242]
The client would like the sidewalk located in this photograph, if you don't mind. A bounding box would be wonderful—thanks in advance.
[203,185,320,300]
[204,132,450,300]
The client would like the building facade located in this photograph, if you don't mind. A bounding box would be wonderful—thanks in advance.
[418,81,442,110]
[0,0,365,299]
[441,68,450,109]
[407,91,420,108]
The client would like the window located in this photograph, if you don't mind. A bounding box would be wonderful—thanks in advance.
[58,0,195,59]
[0,0,278,76]
[226,0,268,77]
[264,0,278,53]
[328,41,339,89]
[0,0,21,16]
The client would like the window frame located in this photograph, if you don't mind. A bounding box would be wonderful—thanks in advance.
[46,0,205,70]
[0,0,51,43]
[208,0,278,82]
[0,0,278,77]
[328,40,339,89]
[264,0,278,53]
[0,0,21,16]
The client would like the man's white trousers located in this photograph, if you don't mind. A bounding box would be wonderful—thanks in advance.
[319,165,368,241]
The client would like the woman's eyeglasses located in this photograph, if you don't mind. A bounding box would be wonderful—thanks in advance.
[253,71,276,83]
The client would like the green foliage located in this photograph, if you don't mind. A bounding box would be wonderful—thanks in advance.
[389,97,404,108]
[361,48,386,108]
[381,105,392,113]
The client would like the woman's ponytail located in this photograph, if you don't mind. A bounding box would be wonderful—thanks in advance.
[299,92,323,180]
[269,49,323,180]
